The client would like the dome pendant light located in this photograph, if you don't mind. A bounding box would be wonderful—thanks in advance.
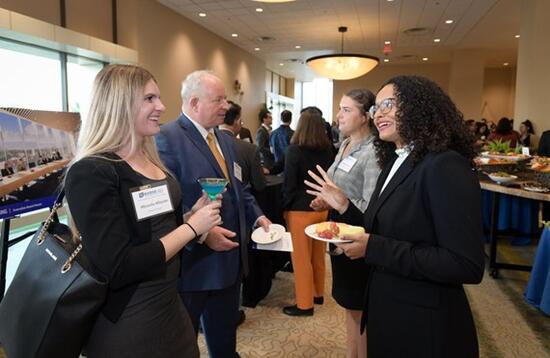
[306,26,379,80]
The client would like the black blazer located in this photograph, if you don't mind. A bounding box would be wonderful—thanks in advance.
[283,144,334,211]
[349,150,484,357]
[65,154,183,322]
[256,125,275,169]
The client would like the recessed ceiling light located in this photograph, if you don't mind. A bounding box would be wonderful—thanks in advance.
[422,57,429,61]
[387,0,394,2]
[503,62,509,66]
[515,34,520,38]
[295,45,301,49]
[231,33,238,37]
[254,47,260,51]
[384,41,391,45]
[384,58,390,63]
[256,8,263,12]
[279,63,284,66]
[445,19,454,24]
[433,38,441,43]
[199,13,206,17]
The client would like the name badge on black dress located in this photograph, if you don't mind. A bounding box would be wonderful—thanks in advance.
[130,181,174,221]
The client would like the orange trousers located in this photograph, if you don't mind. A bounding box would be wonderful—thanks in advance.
[285,210,328,310]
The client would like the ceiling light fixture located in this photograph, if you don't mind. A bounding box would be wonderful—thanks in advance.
[384,58,390,63]
[503,62,509,66]
[232,33,238,37]
[306,26,379,80]
[254,47,260,51]
[422,57,429,61]
[256,8,263,12]
[199,13,206,17]
[433,38,441,43]
[515,34,520,38]
[295,45,301,49]
[384,40,391,45]
[279,63,284,66]
[445,19,454,24]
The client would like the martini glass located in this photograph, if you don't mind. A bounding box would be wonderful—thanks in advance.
[198,178,228,200]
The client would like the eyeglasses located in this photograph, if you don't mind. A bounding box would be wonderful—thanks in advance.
[368,98,396,118]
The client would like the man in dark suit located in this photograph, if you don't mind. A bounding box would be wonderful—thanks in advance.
[255,109,274,170]
[219,101,266,193]
[156,70,271,357]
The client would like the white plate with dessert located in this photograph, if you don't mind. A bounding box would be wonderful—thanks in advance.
[305,222,365,243]
[251,224,286,244]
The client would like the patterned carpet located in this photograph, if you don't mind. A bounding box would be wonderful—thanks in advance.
[1,242,549,357]
[197,242,550,357]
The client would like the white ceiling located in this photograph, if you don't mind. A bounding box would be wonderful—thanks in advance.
[157,0,520,81]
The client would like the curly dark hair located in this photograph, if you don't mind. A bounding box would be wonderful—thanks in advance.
[373,75,475,167]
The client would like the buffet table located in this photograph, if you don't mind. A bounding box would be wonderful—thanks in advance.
[480,180,549,278]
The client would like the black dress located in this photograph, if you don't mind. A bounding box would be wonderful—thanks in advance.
[329,210,370,310]
[86,175,199,358]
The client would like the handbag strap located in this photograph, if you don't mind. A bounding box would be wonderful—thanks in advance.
[36,190,65,245]
[36,188,83,273]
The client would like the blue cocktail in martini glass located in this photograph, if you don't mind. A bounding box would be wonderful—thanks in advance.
[198,178,228,200]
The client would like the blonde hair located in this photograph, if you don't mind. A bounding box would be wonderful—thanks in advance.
[72,64,166,171]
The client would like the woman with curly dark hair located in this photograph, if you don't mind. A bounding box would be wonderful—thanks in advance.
[306,75,485,357]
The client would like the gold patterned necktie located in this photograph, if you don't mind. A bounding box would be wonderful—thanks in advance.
[206,132,229,180]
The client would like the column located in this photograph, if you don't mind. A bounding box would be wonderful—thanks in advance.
[514,0,550,133]
[448,49,486,120]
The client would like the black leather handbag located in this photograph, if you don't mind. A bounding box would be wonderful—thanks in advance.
[0,192,107,358]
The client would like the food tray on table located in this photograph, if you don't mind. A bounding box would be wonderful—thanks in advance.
[532,170,550,188]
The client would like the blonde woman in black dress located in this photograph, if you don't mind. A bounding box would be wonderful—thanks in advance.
[65,64,221,357]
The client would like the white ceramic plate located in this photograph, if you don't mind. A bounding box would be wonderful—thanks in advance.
[251,224,286,244]
[488,173,517,184]
[483,153,529,162]
[304,224,352,243]
[522,184,549,193]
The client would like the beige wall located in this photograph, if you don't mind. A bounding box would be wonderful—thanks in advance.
[333,63,516,126]
[448,49,486,120]
[0,0,267,132]
[66,0,113,42]
[0,0,59,25]
[514,0,550,134]
[123,1,266,129]
[481,67,516,124]
[332,63,450,122]
[0,0,113,42]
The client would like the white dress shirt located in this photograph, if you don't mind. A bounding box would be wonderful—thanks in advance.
[380,146,412,195]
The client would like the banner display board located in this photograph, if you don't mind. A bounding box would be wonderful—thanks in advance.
[0,109,79,219]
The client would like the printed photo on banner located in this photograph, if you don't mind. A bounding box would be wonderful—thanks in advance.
[0,108,79,219]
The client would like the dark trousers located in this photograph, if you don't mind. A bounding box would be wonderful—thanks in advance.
[180,278,241,358]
